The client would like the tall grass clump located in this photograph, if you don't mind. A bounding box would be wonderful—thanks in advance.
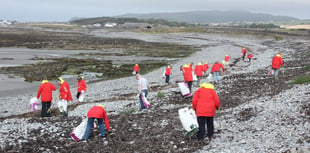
[156,91,165,99]
[289,75,310,84]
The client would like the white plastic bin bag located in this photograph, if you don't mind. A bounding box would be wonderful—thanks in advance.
[178,107,199,137]
[71,118,88,141]
[177,82,190,97]
[140,92,150,108]
[57,99,68,112]
[30,97,40,111]
[78,91,86,102]
[192,72,197,82]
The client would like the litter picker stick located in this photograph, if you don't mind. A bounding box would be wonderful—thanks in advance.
[47,102,55,113]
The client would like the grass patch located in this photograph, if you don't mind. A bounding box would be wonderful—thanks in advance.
[302,65,310,71]
[119,108,136,116]
[156,92,165,99]
[289,75,310,84]
[138,27,207,34]
[273,35,283,41]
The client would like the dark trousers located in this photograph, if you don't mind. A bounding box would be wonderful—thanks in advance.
[197,116,214,140]
[76,92,81,99]
[165,74,170,83]
[41,102,51,117]
[186,81,193,93]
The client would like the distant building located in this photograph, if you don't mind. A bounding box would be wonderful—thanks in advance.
[0,20,13,27]
[104,23,117,27]
[93,23,102,27]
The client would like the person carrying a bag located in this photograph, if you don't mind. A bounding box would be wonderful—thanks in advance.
[57,77,73,118]
[192,82,220,141]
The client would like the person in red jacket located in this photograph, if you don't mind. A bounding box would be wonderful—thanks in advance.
[189,62,194,71]
[247,52,253,63]
[37,76,56,117]
[211,61,225,83]
[77,75,87,103]
[224,54,230,66]
[82,104,111,143]
[133,64,139,75]
[241,48,247,61]
[192,82,220,141]
[57,77,72,117]
[272,53,284,79]
[182,64,193,93]
[203,61,209,77]
[194,62,204,85]
[164,65,172,84]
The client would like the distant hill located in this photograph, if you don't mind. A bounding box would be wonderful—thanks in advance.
[116,11,299,24]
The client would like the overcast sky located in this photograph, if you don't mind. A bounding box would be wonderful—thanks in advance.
[1,0,309,22]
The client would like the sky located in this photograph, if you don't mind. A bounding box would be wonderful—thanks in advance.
[0,0,309,22]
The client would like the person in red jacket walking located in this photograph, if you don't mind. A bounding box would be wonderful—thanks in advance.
[192,82,220,141]
[77,75,87,103]
[272,53,284,79]
[247,52,253,63]
[194,62,204,85]
[37,76,56,117]
[57,77,73,117]
[182,64,193,93]
[224,54,230,66]
[133,64,139,75]
[203,61,209,77]
[82,104,111,143]
[164,65,172,84]
[211,61,225,83]
[241,48,247,61]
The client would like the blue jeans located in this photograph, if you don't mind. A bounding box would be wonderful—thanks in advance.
[165,75,170,83]
[83,118,106,140]
[273,68,280,78]
[213,71,219,82]
[139,89,148,109]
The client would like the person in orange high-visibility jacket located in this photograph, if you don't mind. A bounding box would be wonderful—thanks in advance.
[164,65,172,84]
[192,82,220,141]
[272,53,284,79]
[133,64,139,74]
[194,62,204,85]
[77,75,87,103]
[182,64,193,93]
[57,77,72,117]
[241,48,247,61]
[83,104,111,142]
[211,62,225,83]
[37,76,56,117]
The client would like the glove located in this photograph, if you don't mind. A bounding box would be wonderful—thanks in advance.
[81,90,85,94]
[108,130,114,136]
